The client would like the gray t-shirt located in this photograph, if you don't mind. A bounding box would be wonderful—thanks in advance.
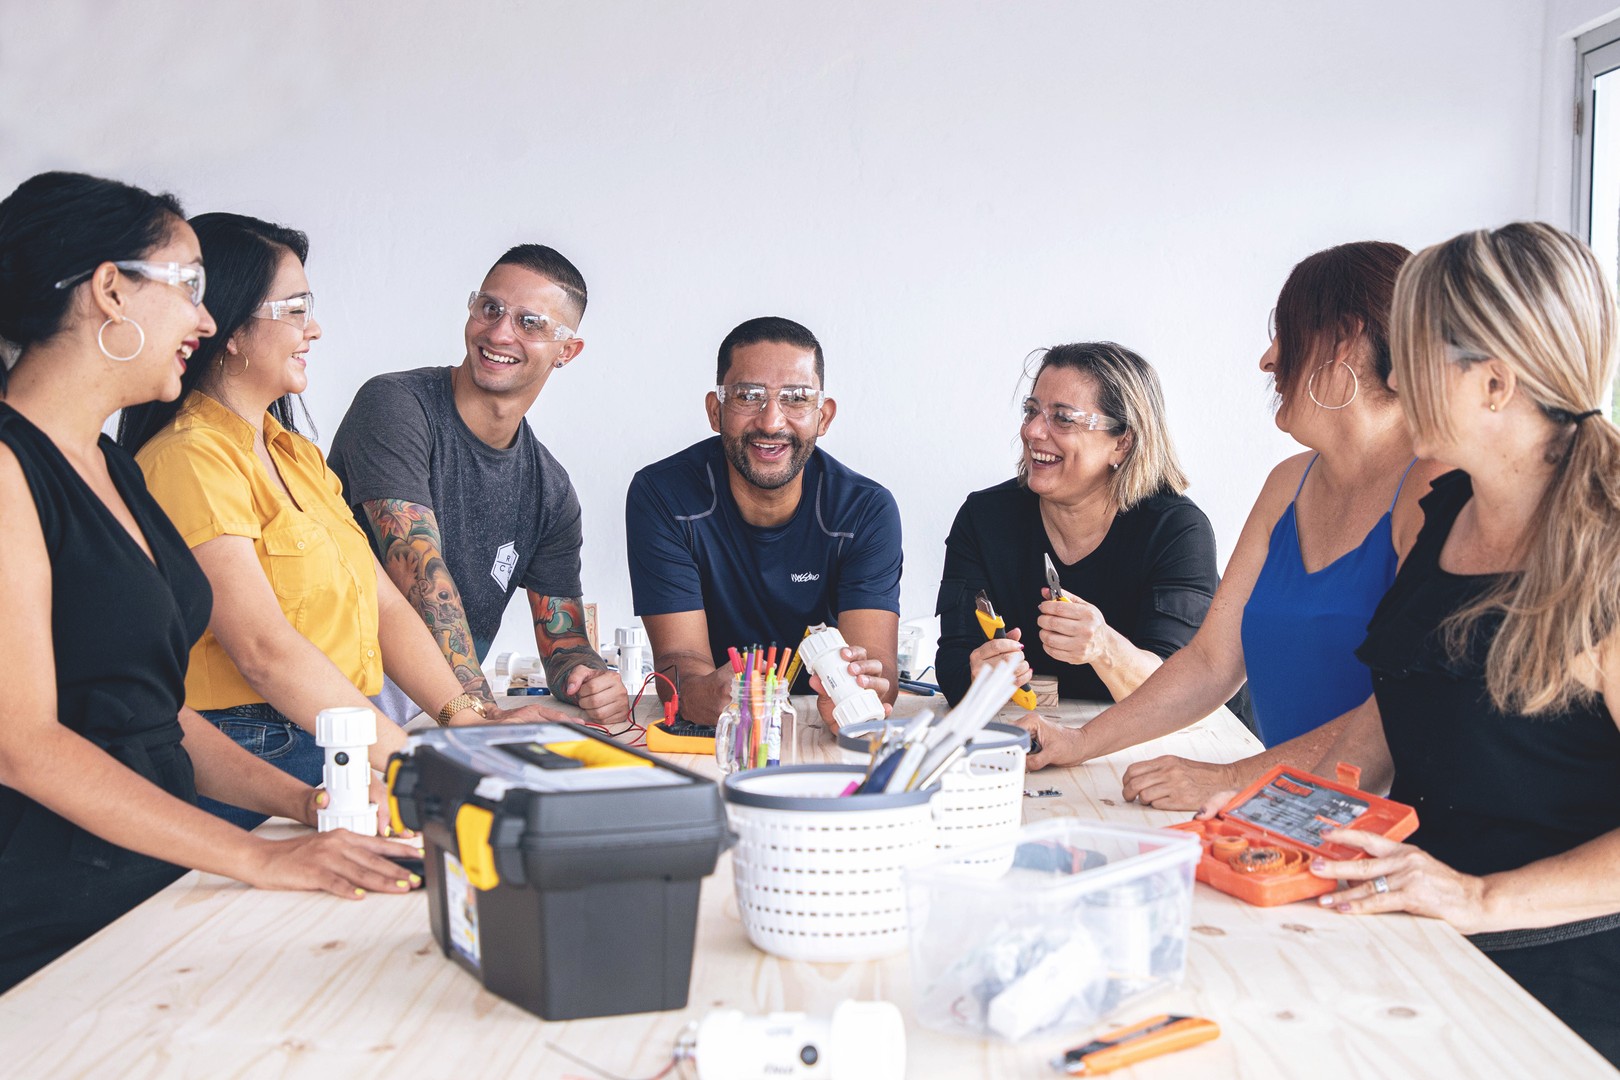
[328,366,583,660]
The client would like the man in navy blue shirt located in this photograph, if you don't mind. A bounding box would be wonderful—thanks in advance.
[626,317,902,729]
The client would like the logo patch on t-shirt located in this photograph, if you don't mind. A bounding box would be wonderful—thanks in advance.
[791,571,821,583]
[490,541,518,591]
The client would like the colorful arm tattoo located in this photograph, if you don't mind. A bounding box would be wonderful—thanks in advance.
[527,591,608,704]
[362,498,493,705]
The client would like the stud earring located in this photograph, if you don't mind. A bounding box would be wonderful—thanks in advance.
[1489,402,1498,412]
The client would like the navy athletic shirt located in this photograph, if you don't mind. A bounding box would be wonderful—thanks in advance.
[626,437,902,690]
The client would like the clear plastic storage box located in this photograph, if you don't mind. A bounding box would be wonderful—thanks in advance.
[903,818,1199,1042]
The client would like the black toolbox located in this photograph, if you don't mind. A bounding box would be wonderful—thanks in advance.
[386,722,730,1020]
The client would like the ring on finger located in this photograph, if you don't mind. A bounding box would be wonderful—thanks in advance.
[1372,875,1390,895]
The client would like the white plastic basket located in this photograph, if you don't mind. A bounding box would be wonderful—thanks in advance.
[839,721,1027,873]
[722,766,939,962]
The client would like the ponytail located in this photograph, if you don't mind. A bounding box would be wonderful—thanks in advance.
[1393,222,1620,714]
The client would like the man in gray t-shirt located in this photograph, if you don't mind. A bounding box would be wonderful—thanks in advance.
[327,244,627,725]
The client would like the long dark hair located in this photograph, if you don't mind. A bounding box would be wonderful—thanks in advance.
[118,213,312,452]
[0,171,184,387]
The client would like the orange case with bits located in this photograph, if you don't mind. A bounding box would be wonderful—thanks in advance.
[1168,763,1418,907]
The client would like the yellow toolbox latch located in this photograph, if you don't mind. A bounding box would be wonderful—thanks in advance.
[385,757,406,836]
[455,803,500,891]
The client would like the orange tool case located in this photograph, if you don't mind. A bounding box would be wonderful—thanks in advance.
[1169,763,1417,907]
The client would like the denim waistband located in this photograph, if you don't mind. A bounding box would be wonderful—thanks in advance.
[1469,912,1620,952]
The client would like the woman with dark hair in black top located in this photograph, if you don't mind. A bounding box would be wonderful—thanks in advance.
[0,172,418,992]
[1269,224,1620,1064]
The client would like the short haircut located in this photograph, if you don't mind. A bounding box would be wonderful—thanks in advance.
[716,316,825,387]
[1018,341,1189,511]
[1271,241,1411,402]
[490,244,587,322]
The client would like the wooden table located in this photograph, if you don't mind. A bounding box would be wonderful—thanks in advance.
[1,696,1612,1079]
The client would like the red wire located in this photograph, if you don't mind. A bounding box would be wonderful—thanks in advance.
[559,672,678,748]
[625,670,681,748]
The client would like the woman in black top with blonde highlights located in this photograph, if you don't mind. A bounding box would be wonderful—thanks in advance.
[935,342,1224,710]
[0,172,418,991]
[1284,223,1620,1063]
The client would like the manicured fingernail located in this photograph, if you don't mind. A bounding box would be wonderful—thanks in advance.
[395,880,409,889]
[1310,858,1325,872]
[354,888,367,898]
[382,824,392,837]
[1336,903,1351,913]
[409,874,422,886]
[1318,895,1334,906]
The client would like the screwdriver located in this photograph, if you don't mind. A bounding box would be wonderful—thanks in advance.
[973,590,1038,711]
[1053,1014,1220,1075]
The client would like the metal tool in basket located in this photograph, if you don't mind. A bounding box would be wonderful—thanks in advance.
[852,658,1021,795]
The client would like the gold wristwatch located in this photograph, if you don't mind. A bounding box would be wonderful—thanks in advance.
[436,693,490,727]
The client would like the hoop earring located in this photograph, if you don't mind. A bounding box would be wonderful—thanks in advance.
[1307,360,1359,411]
[219,353,250,377]
[97,318,145,363]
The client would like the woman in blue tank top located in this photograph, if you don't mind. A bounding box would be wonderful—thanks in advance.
[1241,452,1416,745]
[1015,241,1444,809]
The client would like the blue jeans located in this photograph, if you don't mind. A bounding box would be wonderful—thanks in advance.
[197,703,324,831]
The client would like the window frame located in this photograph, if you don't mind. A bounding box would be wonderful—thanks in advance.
[1572,19,1620,246]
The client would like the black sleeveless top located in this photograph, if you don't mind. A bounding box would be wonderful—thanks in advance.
[0,403,213,991]
[1357,469,1620,885]
[1356,469,1620,1064]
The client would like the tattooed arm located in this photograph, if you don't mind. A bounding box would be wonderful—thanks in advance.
[528,591,629,724]
[361,498,497,708]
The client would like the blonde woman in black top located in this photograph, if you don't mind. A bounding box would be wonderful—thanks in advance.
[936,343,1224,708]
[0,172,418,991]
[1272,223,1620,1062]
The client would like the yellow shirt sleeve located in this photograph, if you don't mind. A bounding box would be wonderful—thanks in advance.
[136,432,263,548]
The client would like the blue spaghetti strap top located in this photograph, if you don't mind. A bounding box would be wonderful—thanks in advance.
[1239,455,1416,747]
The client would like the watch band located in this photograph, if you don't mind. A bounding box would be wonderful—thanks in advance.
[437,693,486,727]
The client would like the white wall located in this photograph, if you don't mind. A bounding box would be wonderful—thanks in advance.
[1,0,1552,663]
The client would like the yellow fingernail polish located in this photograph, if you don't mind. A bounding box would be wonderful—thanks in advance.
[354,888,366,897]
[409,873,422,886]
[395,880,408,889]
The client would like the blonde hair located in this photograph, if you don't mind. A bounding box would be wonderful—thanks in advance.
[1391,222,1620,714]
[1017,342,1190,511]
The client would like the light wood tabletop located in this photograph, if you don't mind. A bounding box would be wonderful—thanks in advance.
[0,695,1612,1079]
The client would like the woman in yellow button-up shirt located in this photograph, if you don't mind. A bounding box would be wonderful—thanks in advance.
[119,214,557,829]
